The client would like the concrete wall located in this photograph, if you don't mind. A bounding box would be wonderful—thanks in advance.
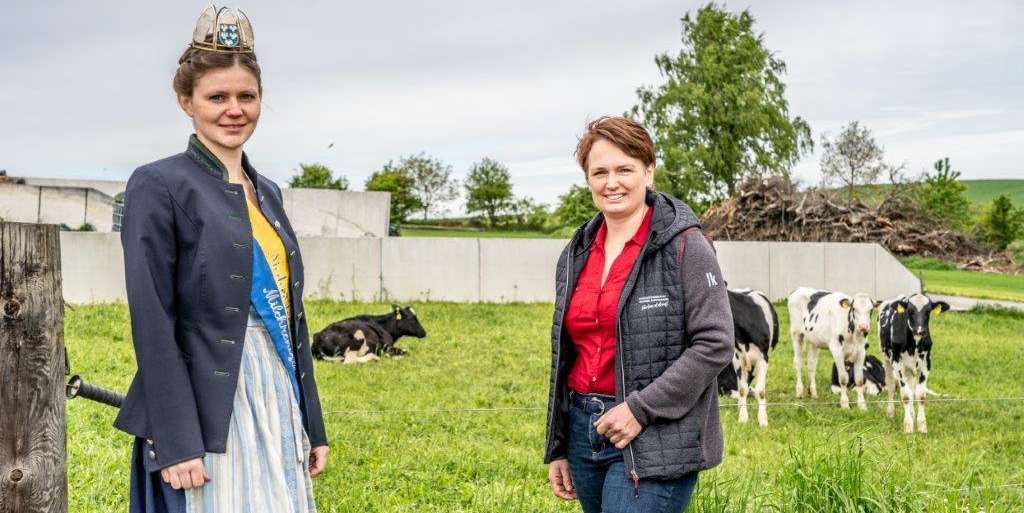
[282,189,390,238]
[0,183,114,231]
[55,234,920,305]
[22,177,127,198]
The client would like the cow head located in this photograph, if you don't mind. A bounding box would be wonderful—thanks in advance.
[891,294,948,340]
[843,293,875,338]
[392,304,427,338]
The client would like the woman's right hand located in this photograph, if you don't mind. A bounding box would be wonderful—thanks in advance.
[548,458,576,500]
[160,457,209,490]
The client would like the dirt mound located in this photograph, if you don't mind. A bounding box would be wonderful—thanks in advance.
[700,176,1011,272]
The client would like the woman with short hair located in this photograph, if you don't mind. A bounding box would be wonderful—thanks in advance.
[115,7,328,512]
[545,116,734,513]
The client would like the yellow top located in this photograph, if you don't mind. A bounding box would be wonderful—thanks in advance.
[246,197,291,317]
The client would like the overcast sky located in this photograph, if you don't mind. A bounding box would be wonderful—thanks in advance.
[2,1,1021,212]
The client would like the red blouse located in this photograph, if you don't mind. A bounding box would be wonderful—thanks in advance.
[566,207,653,395]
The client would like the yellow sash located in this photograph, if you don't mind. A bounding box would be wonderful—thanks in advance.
[246,198,291,318]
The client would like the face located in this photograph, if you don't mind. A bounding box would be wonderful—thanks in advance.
[899,295,949,340]
[585,138,653,219]
[849,294,875,337]
[178,64,261,152]
[395,305,427,338]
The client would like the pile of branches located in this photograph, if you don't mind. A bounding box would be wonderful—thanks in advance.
[701,176,1012,272]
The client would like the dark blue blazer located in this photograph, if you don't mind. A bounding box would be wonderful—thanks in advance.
[113,135,328,472]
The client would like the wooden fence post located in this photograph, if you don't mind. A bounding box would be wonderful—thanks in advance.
[0,222,67,513]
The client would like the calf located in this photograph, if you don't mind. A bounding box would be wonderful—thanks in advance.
[788,287,876,409]
[878,294,949,433]
[312,305,427,363]
[722,288,779,426]
[831,354,886,396]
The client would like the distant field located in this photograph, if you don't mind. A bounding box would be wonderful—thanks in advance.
[961,179,1024,206]
[899,255,1024,302]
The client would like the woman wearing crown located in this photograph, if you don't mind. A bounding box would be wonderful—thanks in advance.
[114,6,328,512]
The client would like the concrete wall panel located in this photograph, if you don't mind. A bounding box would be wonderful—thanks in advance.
[0,184,42,222]
[84,189,115,232]
[23,178,126,198]
[480,239,567,302]
[59,232,126,303]
[875,245,922,301]
[298,237,381,301]
[282,189,390,238]
[381,238,480,302]
[824,242,877,297]
[715,241,771,294]
[768,242,825,300]
[39,187,87,226]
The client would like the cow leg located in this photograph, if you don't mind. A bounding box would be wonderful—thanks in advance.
[853,350,867,411]
[792,330,805,399]
[883,357,896,418]
[916,365,929,433]
[897,367,914,433]
[754,356,769,427]
[807,346,821,399]
[737,360,750,424]
[826,345,849,408]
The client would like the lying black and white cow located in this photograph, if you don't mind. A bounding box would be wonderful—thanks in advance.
[312,305,427,363]
[831,354,886,396]
[719,288,779,426]
[788,287,876,409]
[878,294,949,433]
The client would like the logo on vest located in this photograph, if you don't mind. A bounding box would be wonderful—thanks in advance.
[638,294,670,311]
[705,272,718,287]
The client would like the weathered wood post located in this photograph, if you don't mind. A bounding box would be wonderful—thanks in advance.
[0,222,67,513]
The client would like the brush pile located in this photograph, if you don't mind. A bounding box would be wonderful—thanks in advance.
[700,176,1013,272]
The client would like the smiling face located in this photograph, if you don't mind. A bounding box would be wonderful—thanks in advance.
[584,138,654,220]
[177,64,261,153]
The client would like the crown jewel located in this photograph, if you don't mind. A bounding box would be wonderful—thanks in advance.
[188,6,254,55]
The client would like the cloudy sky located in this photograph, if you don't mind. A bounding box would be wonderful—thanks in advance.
[2,1,1021,212]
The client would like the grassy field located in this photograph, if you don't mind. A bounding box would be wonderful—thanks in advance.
[66,302,1024,512]
[961,179,1024,206]
[899,256,1024,302]
[400,227,556,239]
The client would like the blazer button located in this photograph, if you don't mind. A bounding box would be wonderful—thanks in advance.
[148,450,157,460]
[274,220,281,228]
[297,311,304,320]
[300,371,307,380]
[146,438,154,446]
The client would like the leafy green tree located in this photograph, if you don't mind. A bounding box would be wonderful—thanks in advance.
[978,194,1024,250]
[288,163,349,190]
[365,163,422,224]
[400,153,459,220]
[464,158,515,226]
[819,121,889,202]
[507,197,550,231]
[919,157,971,229]
[553,185,597,228]
[630,3,812,205]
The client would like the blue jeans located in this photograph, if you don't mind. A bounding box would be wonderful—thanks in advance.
[566,392,698,513]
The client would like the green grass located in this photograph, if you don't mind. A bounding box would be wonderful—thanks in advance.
[961,179,1024,206]
[66,302,1024,512]
[900,256,1024,302]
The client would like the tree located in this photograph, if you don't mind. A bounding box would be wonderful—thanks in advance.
[464,158,514,226]
[288,163,349,190]
[978,195,1024,251]
[398,153,459,220]
[365,163,422,224]
[919,157,971,229]
[630,3,812,206]
[553,185,597,228]
[819,121,892,201]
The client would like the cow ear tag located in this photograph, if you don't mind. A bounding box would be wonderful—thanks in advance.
[840,299,851,309]
[933,304,943,315]
[396,311,403,320]
[896,304,905,313]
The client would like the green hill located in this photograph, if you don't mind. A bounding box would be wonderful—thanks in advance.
[961,179,1024,206]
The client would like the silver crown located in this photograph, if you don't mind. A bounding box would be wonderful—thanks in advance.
[187,5,254,55]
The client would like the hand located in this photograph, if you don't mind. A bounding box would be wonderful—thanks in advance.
[160,458,209,490]
[594,403,642,449]
[309,445,330,478]
[548,458,576,500]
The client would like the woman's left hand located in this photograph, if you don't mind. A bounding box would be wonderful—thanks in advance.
[594,403,642,449]
[309,445,329,478]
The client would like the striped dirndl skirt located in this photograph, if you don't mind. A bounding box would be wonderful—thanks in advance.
[182,308,316,512]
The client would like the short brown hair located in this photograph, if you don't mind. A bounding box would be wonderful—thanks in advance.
[173,47,263,97]
[575,116,655,172]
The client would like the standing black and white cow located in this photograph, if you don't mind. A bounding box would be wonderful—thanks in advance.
[878,294,950,433]
[723,288,779,426]
[788,287,876,409]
